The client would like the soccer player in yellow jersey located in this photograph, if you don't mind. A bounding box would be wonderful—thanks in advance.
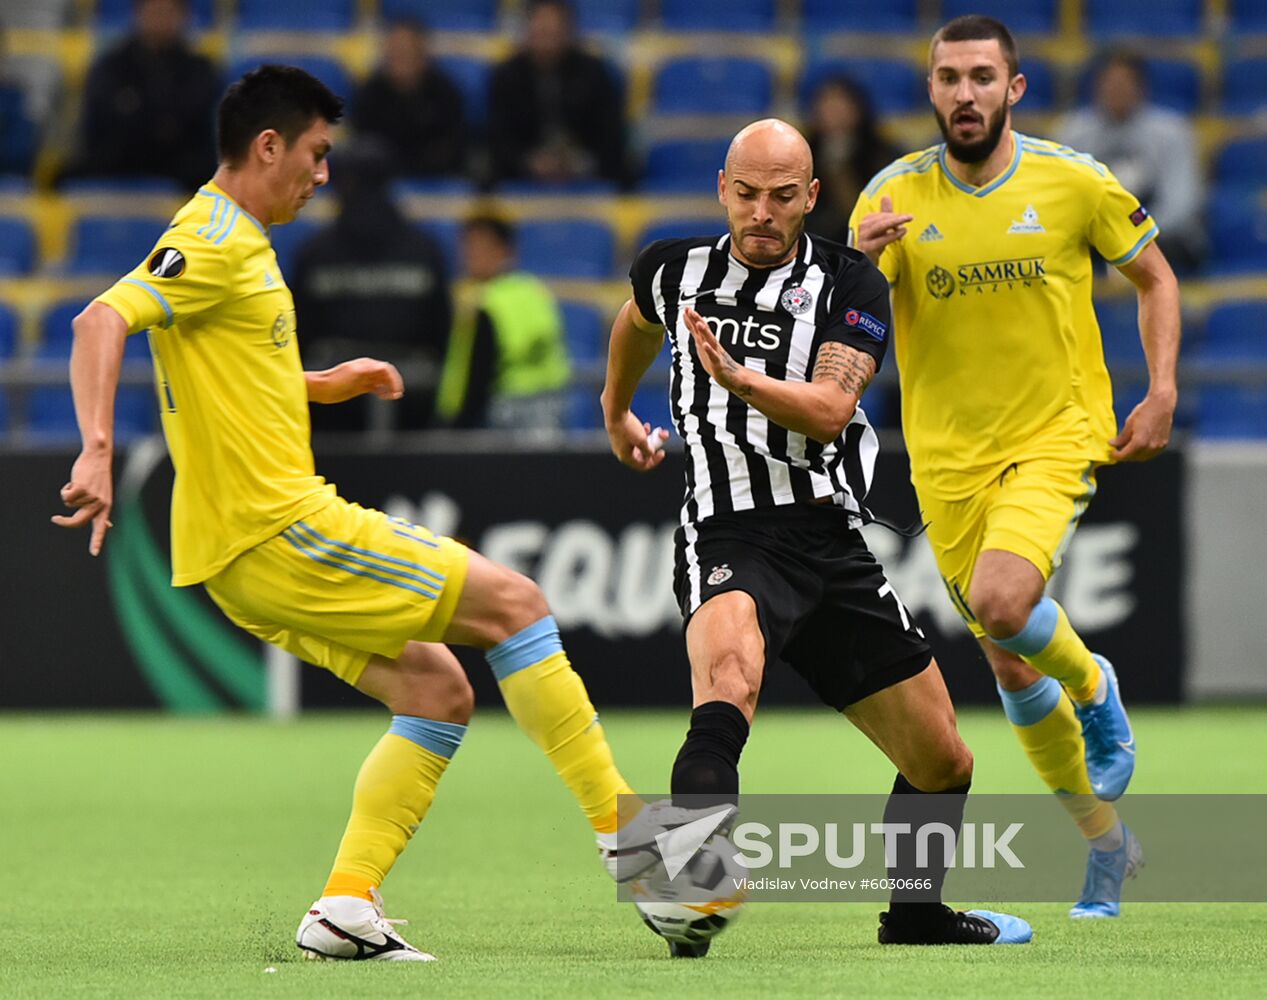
[849,17,1181,919]
[51,66,642,961]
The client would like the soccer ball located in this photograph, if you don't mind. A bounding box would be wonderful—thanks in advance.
[632,831,746,949]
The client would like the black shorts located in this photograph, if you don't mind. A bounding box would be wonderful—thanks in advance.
[673,504,933,711]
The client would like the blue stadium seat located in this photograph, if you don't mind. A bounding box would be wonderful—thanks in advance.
[1207,187,1267,274]
[1215,137,1267,192]
[660,0,775,32]
[1203,301,1267,359]
[0,217,35,275]
[66,216,165,275]
[1230,0,1267,32]
[268,218,319,277]
[28,386,157,440]
[559,301,606,363]
[495,179,619,196]
[1085,0,1201,37]
[800,58,922,116]
[569,381,671,431]
[1221,58,1267,116]
[516,220,615,279]
[61,176,183,195]
[0,302,17,359]
[97,0,214,30]
[1019,58,1056,112]
[1195,305,1267,437]
[942,0,1057,33]
[573,0,641,32]
[236,0,356,31]
[393,177,476,197]
[1077,58,1201,114]
[381,0,497,31]
[434,56,490,127]
[227,56,352,100]
[643,138,730,194]
[654,57,773,116]
[38,300,151,361]
[800,0,916,32]
[1095,298,1142,366]
[636,219,721,248]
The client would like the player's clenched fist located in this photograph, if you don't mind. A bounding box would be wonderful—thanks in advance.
[853,196,914,265]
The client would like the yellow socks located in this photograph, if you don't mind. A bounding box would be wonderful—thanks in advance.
[323,717,466,901]
[488,616,634,834]
[997,676,1118,840]
[994,597,1101,704]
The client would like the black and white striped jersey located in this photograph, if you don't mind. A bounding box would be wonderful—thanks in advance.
[630,232,891,527]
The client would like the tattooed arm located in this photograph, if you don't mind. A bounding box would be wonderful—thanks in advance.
[684,306,873,443]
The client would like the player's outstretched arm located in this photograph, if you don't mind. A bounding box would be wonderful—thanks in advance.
[51,301,128,555]
[1112,241,1181,462]
[305,357,404,405]
[602,298,669,472]
[684,307,871,443]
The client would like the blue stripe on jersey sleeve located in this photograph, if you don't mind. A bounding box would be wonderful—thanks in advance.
[119,278,174,327]
[1107,223,1160,267]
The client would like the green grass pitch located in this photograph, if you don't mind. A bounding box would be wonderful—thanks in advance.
[3,707,1266,999]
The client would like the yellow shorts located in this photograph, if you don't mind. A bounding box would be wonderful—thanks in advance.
[204,497,470,686]
[917,455,1099,638]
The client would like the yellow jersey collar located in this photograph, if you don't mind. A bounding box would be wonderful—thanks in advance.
[938,130,1023,198]
[198,180,269,236]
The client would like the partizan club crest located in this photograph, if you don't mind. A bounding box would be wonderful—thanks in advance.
[780,286,813,315]
[707,564,734,586]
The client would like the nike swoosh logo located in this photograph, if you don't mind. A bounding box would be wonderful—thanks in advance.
[1118,741,1136,754]
[655,808,733,880]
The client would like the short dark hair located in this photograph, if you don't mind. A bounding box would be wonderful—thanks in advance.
[930,15,1019,77]
[527,0,574,21]
[217,64,344,165]
[463,213,515,247]
[1096,48,1148,88]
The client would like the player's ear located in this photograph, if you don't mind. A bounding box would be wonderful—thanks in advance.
[256,128,283,165]
[717,169,726,206]
[805,177,820,214]
[1008,72,1027,107]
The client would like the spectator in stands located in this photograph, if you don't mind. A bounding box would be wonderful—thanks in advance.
[350,18,467,179]
[437,215,571,430]
[291,140,453,433]
[0,26,38,176]
[803,76,899,246]
[487,0,627,187]
[1059,50,1205,273]
[65,0,219,191]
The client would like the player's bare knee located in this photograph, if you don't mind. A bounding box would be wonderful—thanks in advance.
[485,567,551,644]
[971,585,1035,640]
[908,740,974,791]
[393,644,474,723]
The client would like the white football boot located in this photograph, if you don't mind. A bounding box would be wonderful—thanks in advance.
[295,887,436,962]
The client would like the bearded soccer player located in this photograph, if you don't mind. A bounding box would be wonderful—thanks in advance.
[52,65,641,961]
[850,16,1181,918]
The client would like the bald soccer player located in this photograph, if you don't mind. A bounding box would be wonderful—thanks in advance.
[602,119,1031,951]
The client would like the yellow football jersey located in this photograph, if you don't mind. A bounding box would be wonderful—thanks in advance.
[97,181,334,585]
[848,131,1159,500]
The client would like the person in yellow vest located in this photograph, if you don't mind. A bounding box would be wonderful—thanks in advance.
[438,214,571,429]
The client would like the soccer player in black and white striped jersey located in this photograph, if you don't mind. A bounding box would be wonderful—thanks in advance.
[602,119,1031,949]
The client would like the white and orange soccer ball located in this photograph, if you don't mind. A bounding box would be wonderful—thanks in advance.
[631,831,747,947]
